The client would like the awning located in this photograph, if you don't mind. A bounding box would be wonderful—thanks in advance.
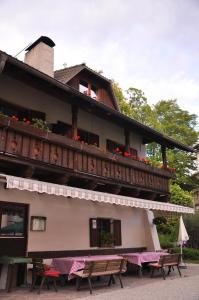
[3,175,194,214]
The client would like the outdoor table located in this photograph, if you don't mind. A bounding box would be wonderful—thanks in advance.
[121,252,167,277]
[0,256,32,292]
[52,255,123,280]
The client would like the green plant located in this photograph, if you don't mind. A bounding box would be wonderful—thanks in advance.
[32,118,51,132]
[100,231,114,246]
[159,234,176,249]
[153,216,167,226]
[170,247,199,260]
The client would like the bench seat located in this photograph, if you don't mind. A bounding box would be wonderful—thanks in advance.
[73,259,126,294]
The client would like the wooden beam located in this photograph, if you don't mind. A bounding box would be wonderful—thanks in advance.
[84,180,98,190]
[71,105,78,139]
[161,145,167,166]
[106,184,121,195]
[87,82,91,96]
[20,166,35,178]
[53,174,70,185]
[124,129,130,152]
[0,54,7,74]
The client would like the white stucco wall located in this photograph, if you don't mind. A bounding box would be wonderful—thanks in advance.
[0,186,152,252]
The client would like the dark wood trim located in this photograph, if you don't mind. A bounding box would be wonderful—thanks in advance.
[124,129,130,153]
[161,145,167,166]
[0,53,7,74]
[0,201,29,257]
[28,247,146,258]
[72,105,78,139]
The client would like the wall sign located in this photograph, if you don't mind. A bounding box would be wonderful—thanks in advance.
[30,216,46,231]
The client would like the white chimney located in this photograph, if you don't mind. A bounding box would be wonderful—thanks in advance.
[24,36,55,77]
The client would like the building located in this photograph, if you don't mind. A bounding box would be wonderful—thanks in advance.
[0,36,194,261]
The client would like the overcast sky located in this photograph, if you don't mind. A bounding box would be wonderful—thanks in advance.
[0,0,199,121]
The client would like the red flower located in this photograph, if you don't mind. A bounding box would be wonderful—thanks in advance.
[124,152,130,157]
[115,147,120,152]
[73,135,80,141]
[11,115,18,121]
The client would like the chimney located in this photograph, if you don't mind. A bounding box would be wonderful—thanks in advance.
[24,36,55,77]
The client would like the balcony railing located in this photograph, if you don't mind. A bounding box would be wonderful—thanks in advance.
[0,117,173,194]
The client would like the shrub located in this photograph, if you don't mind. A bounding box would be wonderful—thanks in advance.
[170,183,193,208]
[159,234,176,249]
[170,247,199,260]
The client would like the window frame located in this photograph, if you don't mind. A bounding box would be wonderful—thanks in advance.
[0,202,28,238]
[89,217,122,248]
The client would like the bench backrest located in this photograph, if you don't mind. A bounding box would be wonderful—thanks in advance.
[82,259,126,276]
[159,254,181,266]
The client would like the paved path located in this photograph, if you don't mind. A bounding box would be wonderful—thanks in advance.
[82,274,199,300]
[1,264,199,300]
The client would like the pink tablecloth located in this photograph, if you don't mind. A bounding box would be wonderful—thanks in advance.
[52,255,123,280]
[122,252,166,266]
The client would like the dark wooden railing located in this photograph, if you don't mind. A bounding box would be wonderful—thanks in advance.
[0,117,173,194]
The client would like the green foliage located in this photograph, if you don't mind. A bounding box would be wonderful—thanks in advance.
[157,216,178,236]
[112,82,198,191]
[170,183,193,207]
[159,234,176,249]
[171,247,199,260]
[32,118,51,132]
[153,216,167,225]
[184,212,199,249]
[100,231,114,246]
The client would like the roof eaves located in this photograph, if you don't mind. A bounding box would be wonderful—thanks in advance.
[0,51,193,153]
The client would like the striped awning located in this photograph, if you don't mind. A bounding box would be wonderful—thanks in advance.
[4,175,194,214]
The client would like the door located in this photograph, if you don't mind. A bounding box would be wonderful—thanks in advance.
[0,202,29,257]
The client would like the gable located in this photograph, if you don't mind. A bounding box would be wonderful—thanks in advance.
[54,65,119,111]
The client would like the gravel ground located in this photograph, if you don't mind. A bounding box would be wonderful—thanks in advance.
[82,273,199,300]
[0,264,199,300]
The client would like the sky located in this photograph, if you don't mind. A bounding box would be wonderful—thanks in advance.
[0,0,199,121]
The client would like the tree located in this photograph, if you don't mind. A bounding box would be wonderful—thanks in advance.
[113,83,198,190]
[170,183,193,207]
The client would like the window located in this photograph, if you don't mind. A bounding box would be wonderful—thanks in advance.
[0,203,26,237]
[79,80,97,99]
[52,121,72,138]
[78,129,99,146]
[106,139,137,156]
[89,218,121,247]
[0,98,45,122]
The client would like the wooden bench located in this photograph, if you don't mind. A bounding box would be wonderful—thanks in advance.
[149,254,181,280]
[73,259,126,294]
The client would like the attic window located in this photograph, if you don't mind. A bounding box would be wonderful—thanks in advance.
[79,80,97,99]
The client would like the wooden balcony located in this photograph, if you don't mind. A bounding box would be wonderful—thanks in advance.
[0,117,173,201]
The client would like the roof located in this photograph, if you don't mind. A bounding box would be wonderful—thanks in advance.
[0,50,194,152]
[54,64,119,110]
[26,36,55,51]
[54,64,85,84]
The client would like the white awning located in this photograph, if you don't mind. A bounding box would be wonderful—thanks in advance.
[4,175,194,214]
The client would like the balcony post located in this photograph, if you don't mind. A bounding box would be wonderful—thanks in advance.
[72,105,78,139]
[124,129,130,152]
[161,145,167,166]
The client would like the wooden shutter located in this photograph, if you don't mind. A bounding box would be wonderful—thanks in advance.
[113,219,122,246]
[89,218,100,247]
